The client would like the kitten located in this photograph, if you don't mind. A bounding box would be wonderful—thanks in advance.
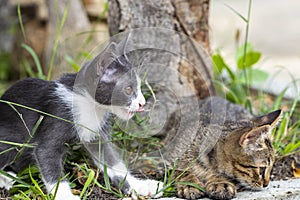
[0,38,163,199]
[162,97,281,200]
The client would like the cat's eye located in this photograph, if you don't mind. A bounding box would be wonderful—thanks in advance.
[125,86,133,95]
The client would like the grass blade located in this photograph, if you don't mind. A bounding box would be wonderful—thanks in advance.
[21,44,45,80]
[47,0,69,80]
[223,3,247,22]
[29,166,46,198]
[80,169,95,199]
[0,169,31,187]
[103,164,111,191]
[176,181,205,192]
[0,140,34,148]
[17,0,26,39]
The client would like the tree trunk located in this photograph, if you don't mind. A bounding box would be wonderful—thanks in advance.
[108,0,214,100]
[44,0,92,79]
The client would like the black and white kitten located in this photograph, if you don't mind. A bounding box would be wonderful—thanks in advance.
[0,38,163,199]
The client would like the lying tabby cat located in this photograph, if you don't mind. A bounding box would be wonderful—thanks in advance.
[162,97,281,200]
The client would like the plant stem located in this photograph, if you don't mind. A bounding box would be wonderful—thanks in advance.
[242,0,252,97]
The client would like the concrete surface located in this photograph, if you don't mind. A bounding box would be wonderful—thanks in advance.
[157,178,300,200]
[209,0,300,99]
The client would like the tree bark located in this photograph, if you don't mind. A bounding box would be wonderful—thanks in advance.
[108,0,214,99]
[44,0,92,79]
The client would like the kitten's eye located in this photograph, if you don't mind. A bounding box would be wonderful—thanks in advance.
[125,86,133,95]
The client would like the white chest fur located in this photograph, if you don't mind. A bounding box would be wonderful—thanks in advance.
[55,83,107,142]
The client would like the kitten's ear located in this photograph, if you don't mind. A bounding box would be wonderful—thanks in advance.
[239,110,282,150]
[97,34,131,76]
[115,32,130,57]
[239,126,270,150]
[251,109,282,128]
[99,42,118,70]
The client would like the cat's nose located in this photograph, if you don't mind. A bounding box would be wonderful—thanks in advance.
[263,178,270,187]
[137,103,144,112]
[263,181,269,187]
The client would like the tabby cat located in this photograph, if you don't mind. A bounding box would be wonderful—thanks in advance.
[0,37,162,199]
[162,97,281,200]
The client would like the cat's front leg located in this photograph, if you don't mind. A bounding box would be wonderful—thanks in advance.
[34,144,80,200]
[84,142,163,198]
[205,179,237,200]
[177,173,205,200]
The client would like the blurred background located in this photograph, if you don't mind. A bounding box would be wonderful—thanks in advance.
[0,0,299,99]
[210,0,300,99]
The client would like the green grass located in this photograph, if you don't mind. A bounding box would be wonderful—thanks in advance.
[0,0,299,199]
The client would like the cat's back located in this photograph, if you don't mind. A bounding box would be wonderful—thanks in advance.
[161,96,252,166]
[1,78,52,104]
[0,78,59,126]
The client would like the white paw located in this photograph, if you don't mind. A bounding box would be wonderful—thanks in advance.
[0,171,16,190]
[53,192,80,200]
[129,179,164,199]
[46,181,80,200]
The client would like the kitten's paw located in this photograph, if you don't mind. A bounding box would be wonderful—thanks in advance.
[0,171,16,190]
[47,182,80,200]
[129,179,163,199]
[53,193,80,200]
[111,175,131,194]
[206,182,236,200]
[177,184,205,200]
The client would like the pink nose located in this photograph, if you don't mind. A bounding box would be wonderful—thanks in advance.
[137,103,144,112]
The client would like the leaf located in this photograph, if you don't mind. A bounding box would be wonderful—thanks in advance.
[237,68,268,85]
[237,51,261,69]
[212,53,226,74]
[235,43,254,62]
[212,53,235,81]
[291,160,300,178]
[235,43,261,69]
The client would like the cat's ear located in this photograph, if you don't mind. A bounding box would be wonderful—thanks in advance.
[239,126,270,150]
[97,34,131,76]
[251,109,282,128]
[98,42,118,71]
[115,32,130,57]
[239,110,282,150]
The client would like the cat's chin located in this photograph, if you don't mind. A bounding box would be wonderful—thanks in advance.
[111,107,135,120]
[109,104,145,120]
